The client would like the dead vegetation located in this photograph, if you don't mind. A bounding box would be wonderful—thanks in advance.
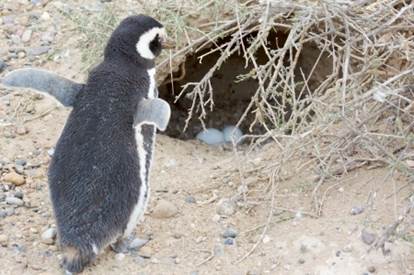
[65,0,414,258]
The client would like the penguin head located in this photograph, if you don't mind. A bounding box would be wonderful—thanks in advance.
[104,15,172,64]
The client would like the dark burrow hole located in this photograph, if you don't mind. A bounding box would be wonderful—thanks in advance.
[158,29,332,140]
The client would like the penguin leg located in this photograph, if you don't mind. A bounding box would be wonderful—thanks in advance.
[61,245,96,274]
[110,236,131,253]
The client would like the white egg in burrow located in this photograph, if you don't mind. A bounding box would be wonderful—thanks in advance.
[222,125,243,144]
[196,128,225,145]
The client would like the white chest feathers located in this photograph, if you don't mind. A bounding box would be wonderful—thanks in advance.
[124,68,157,237]
[147,68,156,99]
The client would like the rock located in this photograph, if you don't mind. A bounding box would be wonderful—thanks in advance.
[40,31,55,45]
[151,199,178,219]
[128,238,149,251]
[224,238,235,245]
[3,172,26,186]
[41,228,56,245]
[40,12,50,21]
[216,198,235,217]
[15,165,25,174]
[368,266,376,273]
[294,236,325,254]
[6,196,24,206]
[0,194,5,202]
[27,46,50,57]
[361,229,377,245]
[350,206,364,215]
[185,196,196,204]
[21,29,32,43]
[0,210,7,218]
[115,253,125,261]
[0,234,9,247]
[4,208,15,216]
[343,244,353,253]
[298,258,305,264]
[47,148,55,157]
[14,190,24,199]
[196,128,224,145]
[222,125,243,144]
[262,235,271,244]
[16,126,28,135]
[15,159,27,166]
[138,246,152,258]
[222,227,238,239]
[0,59,6,73]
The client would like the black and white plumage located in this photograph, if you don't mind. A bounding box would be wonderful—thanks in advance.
[1,14,171,273]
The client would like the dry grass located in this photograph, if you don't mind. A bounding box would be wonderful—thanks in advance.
[65,0,414,257]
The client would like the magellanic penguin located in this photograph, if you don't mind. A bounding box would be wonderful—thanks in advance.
[1,15,172,273]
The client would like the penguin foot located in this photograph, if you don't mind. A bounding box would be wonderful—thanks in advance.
[110,238,130,253]
[61,245,95,274]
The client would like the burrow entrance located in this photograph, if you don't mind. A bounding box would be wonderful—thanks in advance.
[158,30,332,140]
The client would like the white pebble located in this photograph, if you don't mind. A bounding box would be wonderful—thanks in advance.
[115,253,125,261]
[41,228,57,244]
[196,128,224,145]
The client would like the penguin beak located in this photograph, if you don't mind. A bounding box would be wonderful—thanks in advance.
[161,36,175,50]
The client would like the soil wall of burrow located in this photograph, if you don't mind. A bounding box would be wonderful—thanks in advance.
[158,30,333,140]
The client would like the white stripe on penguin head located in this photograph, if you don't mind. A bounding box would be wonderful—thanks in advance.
[136,27,166,59]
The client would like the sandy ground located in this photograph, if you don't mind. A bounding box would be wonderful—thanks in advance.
[1,1,413,274]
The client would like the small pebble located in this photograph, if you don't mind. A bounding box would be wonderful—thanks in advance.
[3,172,26,186]
[27,46,50,57]
[16,126,29,136]
[351,206,364,215]
[216,198,235,217]
[361,229,377,245]
[47,148,55,157]
[138,246,152,258]
[0,234,9,247]
[115,253,125,261]
[222,227,238,239]
[343,244,353,253]
[368,266,376,273]
[151,199,178,219]
[41,228,57,245]
[185,196,196,204]
[21,29,32,43]
[6,196,24,206]
[262,235,271,244]
[14,190,24,199]
[15,159,27,166]
[15,165,25,174]
[0,59,6,73]
[298,258,305,264]
[224,238,234,245]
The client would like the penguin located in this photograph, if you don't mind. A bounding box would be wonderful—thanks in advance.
[1,14,172,273]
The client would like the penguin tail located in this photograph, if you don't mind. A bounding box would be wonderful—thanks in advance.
[62,245,96,274]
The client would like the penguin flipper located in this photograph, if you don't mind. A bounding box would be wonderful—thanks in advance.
[1,68,83,107]
[134,98,171,131]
